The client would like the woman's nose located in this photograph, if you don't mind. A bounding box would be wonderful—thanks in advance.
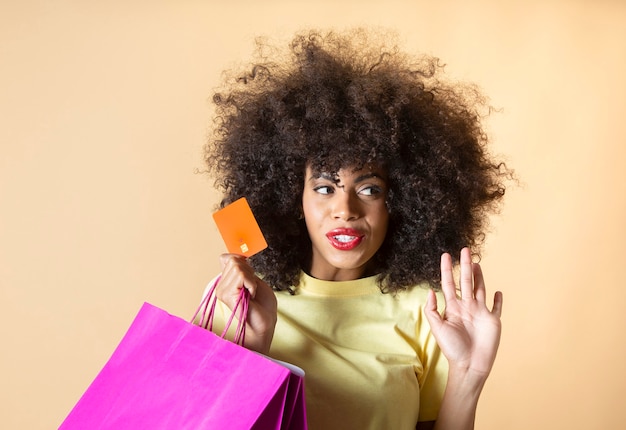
[332,191,360,221]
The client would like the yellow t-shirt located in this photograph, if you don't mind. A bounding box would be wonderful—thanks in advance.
[204,272,448,429]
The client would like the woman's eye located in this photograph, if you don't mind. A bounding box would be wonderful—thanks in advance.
[359,186,382,196]
[314,185,333,195]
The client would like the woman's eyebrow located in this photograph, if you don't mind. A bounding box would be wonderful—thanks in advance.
[308,171,386,183]
[354,173,386,183]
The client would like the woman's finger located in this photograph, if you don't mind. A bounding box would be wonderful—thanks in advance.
[218,254,259,301]
[473,262,486,304]
[424,289,444,333]
[440,252,459,303]
[459,247,474,301]
[492,291,504,318]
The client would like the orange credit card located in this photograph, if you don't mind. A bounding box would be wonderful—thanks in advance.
[212,197,268,258]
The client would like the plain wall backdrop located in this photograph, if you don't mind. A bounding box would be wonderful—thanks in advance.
[2,1,625,428]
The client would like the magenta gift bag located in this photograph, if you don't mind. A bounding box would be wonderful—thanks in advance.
[59,281,307,429]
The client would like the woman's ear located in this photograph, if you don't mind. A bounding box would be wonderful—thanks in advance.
[385,188,394,214]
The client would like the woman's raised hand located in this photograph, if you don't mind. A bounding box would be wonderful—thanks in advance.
[425,247,503,379]
[215,254,278,355]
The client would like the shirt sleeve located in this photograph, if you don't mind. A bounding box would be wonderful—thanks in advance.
[416,290,449,422]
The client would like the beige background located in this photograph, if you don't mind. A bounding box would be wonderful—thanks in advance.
[1,1,625,428]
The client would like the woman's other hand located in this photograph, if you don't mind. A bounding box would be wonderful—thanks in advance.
[215,253,278,355]
[423,247,503,429]
[425,247,503,380]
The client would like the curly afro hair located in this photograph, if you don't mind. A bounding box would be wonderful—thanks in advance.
[205,28,511,293]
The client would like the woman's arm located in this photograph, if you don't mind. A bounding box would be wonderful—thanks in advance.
[424,247,503,430]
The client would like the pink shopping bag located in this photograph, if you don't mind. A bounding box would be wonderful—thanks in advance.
[59,282,307,429]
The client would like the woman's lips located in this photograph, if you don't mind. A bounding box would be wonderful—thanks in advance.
[326,228,364,250]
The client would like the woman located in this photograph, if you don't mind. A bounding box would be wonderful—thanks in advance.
[204,29,510,429]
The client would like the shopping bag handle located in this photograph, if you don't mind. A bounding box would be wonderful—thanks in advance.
[191,275,249,346]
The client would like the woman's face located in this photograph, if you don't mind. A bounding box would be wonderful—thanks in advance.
[302,164,389,281]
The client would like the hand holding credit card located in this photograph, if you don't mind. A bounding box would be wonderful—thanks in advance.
[212,197,268,258]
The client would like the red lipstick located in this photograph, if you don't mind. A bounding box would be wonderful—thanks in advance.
[325,228,364,251]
